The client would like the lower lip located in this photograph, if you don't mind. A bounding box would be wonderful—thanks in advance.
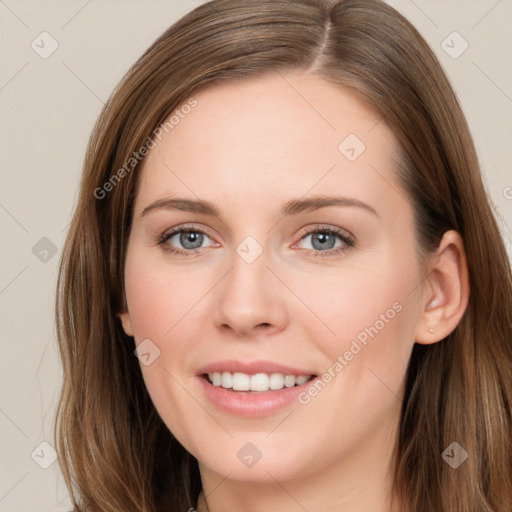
[197,375,315,417]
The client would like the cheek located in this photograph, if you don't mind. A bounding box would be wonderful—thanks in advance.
[286,260,417,469]
[292,252,416,346]
[123,249,204,443]
[123,246,196,339]
[291,248,419,400]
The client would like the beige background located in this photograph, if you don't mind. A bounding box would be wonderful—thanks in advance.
[0,1,511,510]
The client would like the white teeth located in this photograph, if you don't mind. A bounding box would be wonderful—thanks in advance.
[221,371,233,388]
[295,375,309,385]
[206,371,312,391]
[284,375,296,387]
[232,372,250,391]
[269,373,284,390]
[250,373,269,391]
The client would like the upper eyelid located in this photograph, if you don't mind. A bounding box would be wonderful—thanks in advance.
[296,224,353,240]
[162,224,215,241]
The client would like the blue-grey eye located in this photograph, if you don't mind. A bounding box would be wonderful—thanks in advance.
[299,229,347,252]
[310,232,338,250]
[175,230,205,250]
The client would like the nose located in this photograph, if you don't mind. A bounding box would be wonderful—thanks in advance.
[212,245,289,338]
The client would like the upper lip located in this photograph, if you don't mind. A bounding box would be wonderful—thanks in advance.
[196,359,317,376]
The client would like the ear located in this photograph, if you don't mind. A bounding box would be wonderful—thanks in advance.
[414,230,470,345]
[117,297,134,337]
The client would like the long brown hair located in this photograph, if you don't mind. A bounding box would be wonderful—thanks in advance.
[54,0,512,510]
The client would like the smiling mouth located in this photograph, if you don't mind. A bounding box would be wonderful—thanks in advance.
[202,372,317,393]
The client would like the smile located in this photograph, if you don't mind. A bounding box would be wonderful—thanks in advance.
[206,371,313,392]
[198,371,318,417]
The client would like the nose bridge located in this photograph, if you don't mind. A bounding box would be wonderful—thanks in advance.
[212,234,287,335]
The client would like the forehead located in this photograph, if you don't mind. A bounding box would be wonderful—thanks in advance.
[134,71,405,220]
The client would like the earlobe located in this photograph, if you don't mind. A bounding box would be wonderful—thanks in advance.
[414,230,470,345]
[117,307,134,337]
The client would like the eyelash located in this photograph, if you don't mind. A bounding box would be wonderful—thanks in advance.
[156,223,355,259]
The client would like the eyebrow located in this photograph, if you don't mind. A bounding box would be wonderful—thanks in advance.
[140,195,380,219]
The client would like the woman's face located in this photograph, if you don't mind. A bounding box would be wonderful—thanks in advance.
[119,71,427,483]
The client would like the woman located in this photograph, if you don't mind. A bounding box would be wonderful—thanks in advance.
[54,0,512,511]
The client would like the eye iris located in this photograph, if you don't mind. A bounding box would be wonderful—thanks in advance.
[312,232,336,250]
[180,230,203,249]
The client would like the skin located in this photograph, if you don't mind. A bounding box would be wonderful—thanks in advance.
[118,70,469,512]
